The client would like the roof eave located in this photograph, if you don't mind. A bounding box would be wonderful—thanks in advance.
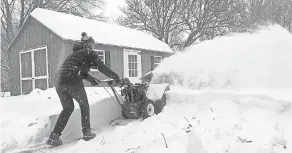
[6,15,66,52]
[64,39,174,53]
[6,13,174,54]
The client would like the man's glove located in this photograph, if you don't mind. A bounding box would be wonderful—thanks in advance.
[115,78,122,84]
[90,78,100,86]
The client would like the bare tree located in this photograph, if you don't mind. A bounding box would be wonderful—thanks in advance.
[117,0,185,48]
[0,0,105,91]
[246,0,292,32]
[117,0,248,49]
[181,0,248,47]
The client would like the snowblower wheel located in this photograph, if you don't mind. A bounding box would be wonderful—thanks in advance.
[154,94,167,114]
[142,99,156,119]
[122,110,129,119]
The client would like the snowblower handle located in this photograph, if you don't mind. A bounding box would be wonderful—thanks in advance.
[99,79,115,86]
[100,78,123,87]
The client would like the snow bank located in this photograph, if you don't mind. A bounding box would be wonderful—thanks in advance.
[0,92,10,97]
[0,87,122,153]
[151,25,292,89]
[22,87,292,153]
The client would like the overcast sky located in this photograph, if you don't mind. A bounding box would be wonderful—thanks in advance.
[98,0,126,22]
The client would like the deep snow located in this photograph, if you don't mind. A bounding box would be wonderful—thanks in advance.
[2,87,292,153]
[0,87,122,153]
[1,24,292,153]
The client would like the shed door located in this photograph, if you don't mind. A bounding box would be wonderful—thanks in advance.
[20,46,49,94]
[123,49,142,83]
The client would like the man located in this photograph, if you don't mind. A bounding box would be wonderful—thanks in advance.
[47,33,121,146]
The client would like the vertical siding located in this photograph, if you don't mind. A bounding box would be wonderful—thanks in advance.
[85,44,124,86]
[95,44,124,77]
[141,50,172,75]
[8,17,63,96]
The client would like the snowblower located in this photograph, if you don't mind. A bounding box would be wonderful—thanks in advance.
[100,72,170,119]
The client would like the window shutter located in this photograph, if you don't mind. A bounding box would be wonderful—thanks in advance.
[151,56,154,71]
[105,51,111,68]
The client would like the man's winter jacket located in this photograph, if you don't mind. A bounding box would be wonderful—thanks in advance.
[55,48,119,85]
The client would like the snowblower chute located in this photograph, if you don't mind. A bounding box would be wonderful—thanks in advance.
[100,75,169,119]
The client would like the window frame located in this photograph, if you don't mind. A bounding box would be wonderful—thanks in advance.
[153,56,162,69]
[123,49,142,83]
[90,49,105,72]
[19,46,49,94]
[128,54,138,77]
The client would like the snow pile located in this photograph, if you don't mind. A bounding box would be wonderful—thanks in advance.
[151,25,292,89]
[0,87,122,153]
[0,92,10,97]
[30,8,173,53]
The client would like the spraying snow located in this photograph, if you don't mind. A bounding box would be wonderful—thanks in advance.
[151,24,292,89]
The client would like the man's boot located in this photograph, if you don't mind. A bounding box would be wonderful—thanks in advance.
[83,129,96,141]
[47,133,62,146]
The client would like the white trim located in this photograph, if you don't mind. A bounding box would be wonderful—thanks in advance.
[46,46,49,88]
[31,49,35,89]
[91,49,106,72]
[19,46,49,94]
[123,49,142,83]
[21,78,33,80]
[20,76,49,80]
[19,51,23,93]
[153,56,162,69]
[154,56,162,61]
[20,46,47,53]
[93,49,105,64]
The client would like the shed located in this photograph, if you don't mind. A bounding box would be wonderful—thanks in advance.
[7,8,174,96]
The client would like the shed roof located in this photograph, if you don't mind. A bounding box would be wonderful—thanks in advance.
[30,8,174,53]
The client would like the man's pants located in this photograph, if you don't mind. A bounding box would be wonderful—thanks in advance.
[52,84,90,136]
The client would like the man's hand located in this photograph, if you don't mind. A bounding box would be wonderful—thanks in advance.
[115,78,122,84]
[90,78,100,86]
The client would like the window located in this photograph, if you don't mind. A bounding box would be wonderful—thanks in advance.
[95,50,105,64]
[91,50,105,71]
[128,55,138,77]
[19,46,49,94]
[124,49,142,82]
[153,56,162,69]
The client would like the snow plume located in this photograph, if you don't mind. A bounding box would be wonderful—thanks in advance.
[151,24,292,89]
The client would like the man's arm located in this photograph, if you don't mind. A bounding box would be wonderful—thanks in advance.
[97,62,120,80]
[80,70,100,85]
[89,51,120,80]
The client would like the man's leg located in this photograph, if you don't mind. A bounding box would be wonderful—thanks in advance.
[51,85,75,135]
[69,85,96,141]
[48,85,75,146]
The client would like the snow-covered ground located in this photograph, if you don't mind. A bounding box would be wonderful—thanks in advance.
[2,87,292,153]
[1,24,292,153]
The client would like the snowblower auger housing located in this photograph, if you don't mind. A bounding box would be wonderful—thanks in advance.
[101,77,170,119]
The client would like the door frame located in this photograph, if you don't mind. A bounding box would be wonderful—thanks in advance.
[19,46,49,94]
[123,49,142,83]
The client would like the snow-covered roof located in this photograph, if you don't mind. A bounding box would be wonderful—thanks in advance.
[30,8,174,53]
